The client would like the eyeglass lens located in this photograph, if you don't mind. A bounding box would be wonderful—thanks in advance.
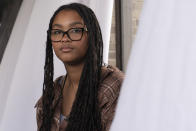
[50,28,84,41]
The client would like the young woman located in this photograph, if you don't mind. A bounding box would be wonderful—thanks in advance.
[35,3,124,131]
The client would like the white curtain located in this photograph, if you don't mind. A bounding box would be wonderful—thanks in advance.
[111,0,196,131]
[0,0,113,130]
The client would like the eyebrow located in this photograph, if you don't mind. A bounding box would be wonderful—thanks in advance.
[52,21,84,28]
[70,21,83,26]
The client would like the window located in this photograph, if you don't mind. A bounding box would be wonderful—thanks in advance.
[108,0,144,71]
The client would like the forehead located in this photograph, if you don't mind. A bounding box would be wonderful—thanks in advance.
[52,10,84,28]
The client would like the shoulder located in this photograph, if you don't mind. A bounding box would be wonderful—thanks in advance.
[34,75,65,108]
[98,65,124,130]
[34,75,65,129]
[99,65,124,104]
[100,64,124,90]
[101,64,124,82]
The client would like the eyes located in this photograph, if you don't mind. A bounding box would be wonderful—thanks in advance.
[70,28,83,33]
[51,28,83,35]
[49,27,87,42]
[52,30,62,35]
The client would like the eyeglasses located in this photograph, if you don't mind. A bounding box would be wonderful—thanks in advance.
[48,27,88,42]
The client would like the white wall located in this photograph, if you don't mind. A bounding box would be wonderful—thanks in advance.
[0,0,113,130]
[0,0,36,126]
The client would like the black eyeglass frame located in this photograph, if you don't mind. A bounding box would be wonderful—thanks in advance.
[48,27,88,42]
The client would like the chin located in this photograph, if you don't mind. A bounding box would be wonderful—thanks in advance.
[62,58,86,66]
[58,55,74,63]
[61,58,74,64]
[57,53,86,65]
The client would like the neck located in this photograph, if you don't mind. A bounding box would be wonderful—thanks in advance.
[64,62,85,88]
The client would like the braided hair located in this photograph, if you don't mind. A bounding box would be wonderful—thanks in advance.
[41,3,103,131]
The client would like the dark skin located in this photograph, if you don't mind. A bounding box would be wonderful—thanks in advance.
[52,10,88,117]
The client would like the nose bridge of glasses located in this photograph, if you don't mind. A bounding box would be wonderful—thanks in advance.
[61,31,70,41]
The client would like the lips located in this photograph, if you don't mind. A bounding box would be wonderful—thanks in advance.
[60,46,73,52]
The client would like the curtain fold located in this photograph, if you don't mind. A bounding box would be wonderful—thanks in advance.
[111,0,196,131]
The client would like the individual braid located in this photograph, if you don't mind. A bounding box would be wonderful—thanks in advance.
[40,9,63,130]
[40,33,54,130]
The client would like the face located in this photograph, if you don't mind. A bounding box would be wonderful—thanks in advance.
[51,10,88,65]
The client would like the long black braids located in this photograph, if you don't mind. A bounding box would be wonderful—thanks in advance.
[40,6,58,131]
[41,3,103,131]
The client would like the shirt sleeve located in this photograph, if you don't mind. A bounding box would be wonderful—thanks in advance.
[34,97,43,131]
[100,72,124,131]
[101,94,119,131]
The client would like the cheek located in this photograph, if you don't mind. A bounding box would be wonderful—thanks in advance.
[52,44,60,56]
[52,44,56,52]
[81,35,88,51]
[77,39,88,56]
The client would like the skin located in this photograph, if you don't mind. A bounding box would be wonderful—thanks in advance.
[52,10,88,117]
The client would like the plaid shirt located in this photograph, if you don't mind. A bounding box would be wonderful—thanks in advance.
[35,65,124,131]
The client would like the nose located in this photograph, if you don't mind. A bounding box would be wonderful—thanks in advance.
[61,33,71,42]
